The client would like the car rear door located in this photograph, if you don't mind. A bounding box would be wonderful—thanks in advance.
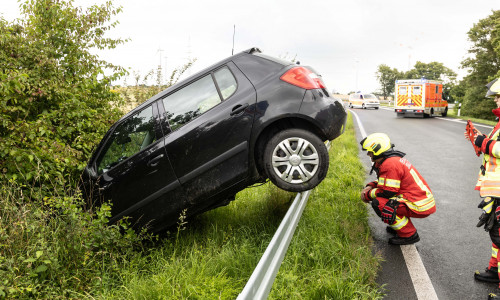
[93,101,184,228]
[160,62,256,210]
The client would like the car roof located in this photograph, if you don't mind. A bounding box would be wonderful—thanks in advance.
[120,47,291,121]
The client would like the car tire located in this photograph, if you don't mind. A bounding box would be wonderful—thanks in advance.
[263,129,329,192]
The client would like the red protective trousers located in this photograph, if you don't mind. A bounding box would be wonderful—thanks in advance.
[374,197,433,238]
[488,243,500,288]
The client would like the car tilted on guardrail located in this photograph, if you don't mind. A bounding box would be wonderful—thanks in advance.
[80,47,347,232]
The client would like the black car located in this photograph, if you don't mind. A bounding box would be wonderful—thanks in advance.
[80,48,347,232]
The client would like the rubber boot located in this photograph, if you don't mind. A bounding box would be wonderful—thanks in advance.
[475,267,499,283]
[386,226,397,235]
[388,232,420,245]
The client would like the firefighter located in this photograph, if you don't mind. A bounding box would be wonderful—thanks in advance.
[465,78,500,291]
[360,133,436,245]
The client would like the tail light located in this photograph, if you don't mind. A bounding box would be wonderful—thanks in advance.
[280,67,326,90]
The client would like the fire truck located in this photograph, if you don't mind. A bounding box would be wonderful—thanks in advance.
[394,79,448,118]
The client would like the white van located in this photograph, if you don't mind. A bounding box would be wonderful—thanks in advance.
[348,93,380,109]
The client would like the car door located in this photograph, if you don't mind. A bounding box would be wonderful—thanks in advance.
[160,62,256,210]
[93,101,184,229]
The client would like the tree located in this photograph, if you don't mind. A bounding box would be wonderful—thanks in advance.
[0,0,127,187]
[459,10,500,119]
[375,64,402,99]
[404,61,457,82]
[376,61,458,101]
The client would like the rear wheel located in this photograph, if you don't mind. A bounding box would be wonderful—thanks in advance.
[263,129,329,192]
[442,107,448,117]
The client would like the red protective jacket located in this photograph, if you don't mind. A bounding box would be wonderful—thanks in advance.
[366,156,436,214]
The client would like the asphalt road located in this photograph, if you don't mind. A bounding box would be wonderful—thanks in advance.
[350,107,496,300]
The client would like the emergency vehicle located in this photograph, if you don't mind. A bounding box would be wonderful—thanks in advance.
[394,79,448,118]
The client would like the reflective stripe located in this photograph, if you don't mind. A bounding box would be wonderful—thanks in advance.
[378,177,386,185]
[402,196,436,212]
[385,179,401,189]
[484,199,494,214]
[410,169,432,197]
[370,188,378,199]
[493,143,500,157]
[480,180,500,197]
[493,246,498,259]
[390,215,409,230]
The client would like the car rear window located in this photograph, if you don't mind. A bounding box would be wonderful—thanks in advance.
[252,53,293,66]
[233,54,287,85]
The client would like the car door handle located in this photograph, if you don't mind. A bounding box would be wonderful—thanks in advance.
[99,183,112,192]
[230,103,249,116]
[147,154,164,167]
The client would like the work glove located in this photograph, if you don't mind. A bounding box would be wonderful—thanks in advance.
[477,197,495,230]
[381,199,398,225]
[483,208,498,232]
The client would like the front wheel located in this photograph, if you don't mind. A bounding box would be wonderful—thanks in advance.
[263,129,329,192]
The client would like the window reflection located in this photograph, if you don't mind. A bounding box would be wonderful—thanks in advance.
[162,74,221,131]
[97,106,156,174]
[214,67,237,99]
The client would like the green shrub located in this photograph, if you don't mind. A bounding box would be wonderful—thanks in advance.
[0,178,148,299]
[0,0,126,190]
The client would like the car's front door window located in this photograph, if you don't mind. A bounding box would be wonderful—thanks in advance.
[97,105,156,174]
[162,74,221,131]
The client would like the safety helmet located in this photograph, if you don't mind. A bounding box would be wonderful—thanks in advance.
[360,133,393,156]
[485,78,500,98]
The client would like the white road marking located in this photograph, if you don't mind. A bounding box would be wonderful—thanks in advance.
[350,109,439,300]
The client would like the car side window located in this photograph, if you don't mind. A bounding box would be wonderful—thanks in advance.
[214,67,237,99]
[162,73,221,131]
[96,105,156,174]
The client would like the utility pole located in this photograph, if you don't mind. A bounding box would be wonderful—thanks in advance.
[232,24,235,55]
[157,47,163,88]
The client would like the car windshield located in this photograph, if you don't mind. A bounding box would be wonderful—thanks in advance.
[364,94,377,99]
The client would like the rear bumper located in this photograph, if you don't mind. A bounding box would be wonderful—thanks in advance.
[395,108,424,117]
[300,90,347,141]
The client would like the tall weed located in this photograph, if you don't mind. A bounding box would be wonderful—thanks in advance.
[0,178,148,299]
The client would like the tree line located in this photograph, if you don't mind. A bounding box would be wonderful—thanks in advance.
[376,10,500,120]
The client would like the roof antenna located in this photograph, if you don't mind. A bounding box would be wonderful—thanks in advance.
[232,25,235,55]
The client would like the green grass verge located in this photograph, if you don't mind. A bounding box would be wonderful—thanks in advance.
[446,108,497,126]
[0,114,382,299]
[97,114,382,300]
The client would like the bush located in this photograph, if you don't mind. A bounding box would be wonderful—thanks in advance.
[0,178,149,298]
[0,0,126,190]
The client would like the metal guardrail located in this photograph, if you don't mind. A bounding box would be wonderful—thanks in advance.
[237,141,332,300]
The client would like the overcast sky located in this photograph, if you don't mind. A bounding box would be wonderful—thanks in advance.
[2,0,500,94]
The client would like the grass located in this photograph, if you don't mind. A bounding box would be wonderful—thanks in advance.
[0,114,382,299]
[446,108,497,125]
[97,114,382,300]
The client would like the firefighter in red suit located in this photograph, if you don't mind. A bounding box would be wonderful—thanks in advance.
[360,133,436,245]
[466,79,500,296]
